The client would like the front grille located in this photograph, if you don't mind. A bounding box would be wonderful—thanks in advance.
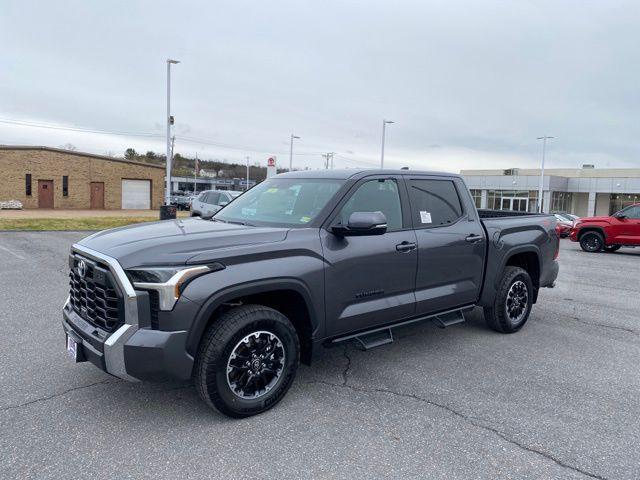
[69,255,124,332]
[148,290,160,329]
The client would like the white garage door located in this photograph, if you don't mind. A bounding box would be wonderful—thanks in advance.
[122,180,151,209]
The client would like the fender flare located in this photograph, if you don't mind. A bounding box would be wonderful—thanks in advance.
[479,245,542,307]
[185,278,319,356]
[576,226,607,242]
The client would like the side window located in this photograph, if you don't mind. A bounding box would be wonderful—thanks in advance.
[624,206,640,219]
[337,179,403,231]
[207,192,221,205]
[408,179,463,228]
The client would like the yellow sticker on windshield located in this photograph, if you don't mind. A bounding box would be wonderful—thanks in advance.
[266,188,279,193]
[300,216,311,223]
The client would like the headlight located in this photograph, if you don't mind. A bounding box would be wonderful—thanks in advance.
[126,263,224,310]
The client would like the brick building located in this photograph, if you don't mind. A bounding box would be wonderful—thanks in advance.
[0,146,165,209]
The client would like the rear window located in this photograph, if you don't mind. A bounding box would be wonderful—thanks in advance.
[408,179,463,228]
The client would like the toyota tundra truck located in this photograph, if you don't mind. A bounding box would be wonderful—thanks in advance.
[570,203,640,252]
[62,170,559,417]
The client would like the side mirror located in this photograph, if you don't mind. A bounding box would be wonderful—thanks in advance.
[332,211,388,236]
[614,212,626,219]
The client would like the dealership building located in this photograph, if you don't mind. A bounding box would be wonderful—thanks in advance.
[0,146,164,209]
[461,166,640,217]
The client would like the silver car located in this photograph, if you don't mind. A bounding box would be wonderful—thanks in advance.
[191,190,242,219]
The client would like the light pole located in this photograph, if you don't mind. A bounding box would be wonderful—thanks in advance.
[536,136,554,213]
[246,156,250,191]
[165,59,180,205]
[380,119,394,168]
[289,134,300,171]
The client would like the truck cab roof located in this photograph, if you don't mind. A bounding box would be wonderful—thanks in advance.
[276,169,462,180]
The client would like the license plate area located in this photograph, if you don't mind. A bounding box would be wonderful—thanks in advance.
[66,334,81,362]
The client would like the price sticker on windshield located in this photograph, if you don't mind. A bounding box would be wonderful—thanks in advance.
[420,211,432,224]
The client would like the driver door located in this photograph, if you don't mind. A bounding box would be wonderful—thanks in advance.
[320,176,417,336]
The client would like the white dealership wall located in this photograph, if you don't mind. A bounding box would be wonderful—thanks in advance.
[461,167,640,216]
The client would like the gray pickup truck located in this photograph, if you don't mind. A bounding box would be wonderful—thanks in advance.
[62,169,559,417]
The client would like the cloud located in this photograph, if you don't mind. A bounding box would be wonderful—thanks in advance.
[1,0,639,171]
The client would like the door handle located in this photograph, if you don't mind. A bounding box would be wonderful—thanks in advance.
[396,241,417,252]
[465,234,483,243]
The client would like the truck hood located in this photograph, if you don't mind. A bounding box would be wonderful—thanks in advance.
[77,218,289,268]
[577,216,611,224]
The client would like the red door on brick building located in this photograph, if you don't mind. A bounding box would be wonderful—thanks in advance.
[38,180,54,208]
[90,182,105,209]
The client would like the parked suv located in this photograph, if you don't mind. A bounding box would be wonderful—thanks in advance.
[62,170,558,417]
[191,190,242,219]
[570,203,640,252]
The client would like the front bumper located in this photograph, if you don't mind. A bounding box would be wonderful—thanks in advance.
[62,245,194,382]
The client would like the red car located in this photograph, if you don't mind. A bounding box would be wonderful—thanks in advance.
[570,203,640,252]
[553,214,573,238]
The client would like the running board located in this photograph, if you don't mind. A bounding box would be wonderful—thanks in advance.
[432,310,466,329]
[329,304,475,348]
[354,329,394,351]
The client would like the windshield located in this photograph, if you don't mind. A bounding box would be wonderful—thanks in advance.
[214,178,343,227]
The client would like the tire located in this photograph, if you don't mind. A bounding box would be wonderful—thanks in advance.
[194,304,300,418]
[484,266,534,333]
[603,245,621,253]
[579,231,604,252]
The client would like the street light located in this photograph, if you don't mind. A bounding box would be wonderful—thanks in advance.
[165,58,180,206]
[289,134,300,172]
[380,119,394,168]
[536,135,554,213]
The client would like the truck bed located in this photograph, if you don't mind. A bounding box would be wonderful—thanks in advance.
[477,209,546,219]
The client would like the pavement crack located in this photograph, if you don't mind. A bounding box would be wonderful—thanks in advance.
[0,379,114,412]
[341,346,352,386]
[306,379,606,480]
[565,315,638,336]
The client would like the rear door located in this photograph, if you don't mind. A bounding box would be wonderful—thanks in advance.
[406,176,485,316]
[321,176,417,336]
[618,205,640,245]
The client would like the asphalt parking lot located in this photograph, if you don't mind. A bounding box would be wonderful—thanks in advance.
[1,233,639,479]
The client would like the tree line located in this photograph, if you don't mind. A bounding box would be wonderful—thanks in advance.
[124,148,286,181]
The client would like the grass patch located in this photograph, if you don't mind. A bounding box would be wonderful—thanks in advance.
[0,217,164,231]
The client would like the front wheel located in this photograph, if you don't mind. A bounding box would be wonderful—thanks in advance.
[195,305,300,418]
[603,245,621,253]
[484,266,534,333]
[579,231,604,252]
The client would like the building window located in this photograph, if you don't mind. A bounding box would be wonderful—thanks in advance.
[550,192,572,213]
[609,193,640,215]
[26,174,32,196]
[63,176,69,197]
[486,190,539,212]
[469,189,482,208]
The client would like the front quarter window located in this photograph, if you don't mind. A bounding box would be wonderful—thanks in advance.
[214,178,343,227]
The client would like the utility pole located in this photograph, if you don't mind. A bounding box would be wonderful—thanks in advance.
[193,152,198,195]
[169,134,175,196]
[380,119,394,169]
[246,156,250,191]
[165,58,180,205]
[289,134,300,171]
[536,136,554,213]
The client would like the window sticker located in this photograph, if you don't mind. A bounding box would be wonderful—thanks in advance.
[266,188,279,193]
[420,211,432,224]
[300,216,311,223]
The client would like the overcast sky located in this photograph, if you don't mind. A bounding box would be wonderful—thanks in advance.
[2,0,639,172]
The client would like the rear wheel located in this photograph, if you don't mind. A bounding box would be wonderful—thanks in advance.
[195,305,299,418]
[484,266,533,333]
[579,231,604,252]
[603,245,621,253]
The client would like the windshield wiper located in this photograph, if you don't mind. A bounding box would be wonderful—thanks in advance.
[212,217,227,223]
[226,220,253,226]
